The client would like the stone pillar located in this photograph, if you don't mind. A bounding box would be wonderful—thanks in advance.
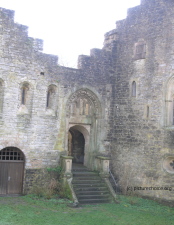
[60,155,79,206]
[96,156,110,178]
[96,156,117,202]
[60,155,73,179]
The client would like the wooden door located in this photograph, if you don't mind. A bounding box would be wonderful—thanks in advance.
[0,161,24,195]
[0,162,8,195]
[7,162,24,194]
[0,147,24,195]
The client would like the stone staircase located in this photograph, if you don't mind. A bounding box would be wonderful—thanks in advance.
[72,163,112,204]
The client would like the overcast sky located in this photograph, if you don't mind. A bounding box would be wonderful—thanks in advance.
[0,0,140,67]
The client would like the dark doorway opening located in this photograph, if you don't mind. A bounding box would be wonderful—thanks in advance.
[0,147,24,195]
[68,127,85,164]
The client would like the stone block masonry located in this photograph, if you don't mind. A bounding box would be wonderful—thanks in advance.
[0,0,174,204]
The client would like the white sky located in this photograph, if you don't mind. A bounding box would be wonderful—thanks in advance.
[0,0,140,67]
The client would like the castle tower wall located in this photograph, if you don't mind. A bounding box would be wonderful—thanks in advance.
[108,0,174,202]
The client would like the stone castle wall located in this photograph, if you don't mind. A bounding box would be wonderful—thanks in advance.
[0,8,112,192]
[103,0,174,202]
[0,0,174,203]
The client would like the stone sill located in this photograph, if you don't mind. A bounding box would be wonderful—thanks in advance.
[60,155,73,159]
[164,126,174,130]
[96,156,110,160]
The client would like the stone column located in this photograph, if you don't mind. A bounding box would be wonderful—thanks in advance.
[96,156,110,178]
[60,155,73,178]
[60,155,79,206]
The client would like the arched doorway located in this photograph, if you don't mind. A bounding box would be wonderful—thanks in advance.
[68,127,85,164]
[0,147,25,195]
[66,88,102,168]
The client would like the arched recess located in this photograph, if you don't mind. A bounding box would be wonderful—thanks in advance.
[66,88,102,168]
[68,125,89,165]
[46,84,57,110]
[17,81,33,115]
[66,88,101,118]
[164,76,174,126]
[132,81,136,97]
[0,147,25,195]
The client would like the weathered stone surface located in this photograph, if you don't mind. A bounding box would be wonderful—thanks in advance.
[0,0,174,203]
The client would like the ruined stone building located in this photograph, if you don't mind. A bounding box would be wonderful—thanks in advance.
[0,0,174,204]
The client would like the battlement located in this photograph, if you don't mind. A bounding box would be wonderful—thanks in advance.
[0,7,15,23]
[0,7,58,66]
[141,0,165,5]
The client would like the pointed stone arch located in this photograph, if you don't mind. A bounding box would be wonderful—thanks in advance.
[68,125,89,165]
[66,88,102,168]
[66,88,101,118]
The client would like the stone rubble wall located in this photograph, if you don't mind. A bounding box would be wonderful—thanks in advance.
[0,0,174,202]
[0,8,112,192]
[104,0,174,202]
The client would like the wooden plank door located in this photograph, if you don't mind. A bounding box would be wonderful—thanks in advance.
[7,162,24,194]
[0,161,24,195]
[0,162,8,195]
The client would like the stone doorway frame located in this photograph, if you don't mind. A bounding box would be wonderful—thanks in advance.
[64,87,104,169]
[68,124,90,167]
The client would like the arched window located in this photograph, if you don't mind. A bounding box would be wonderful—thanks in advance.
[46,89,51,108]
[147,105,150,119]
[21,83,29,105]
[21,87,26,105]
[67,88,101,118]
[132,81,136,97]
[17,82,33,115]
[46,85,57,110]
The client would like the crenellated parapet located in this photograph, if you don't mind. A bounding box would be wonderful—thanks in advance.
[0,7,58,66]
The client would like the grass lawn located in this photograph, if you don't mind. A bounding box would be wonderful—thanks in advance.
[0,195,173,225]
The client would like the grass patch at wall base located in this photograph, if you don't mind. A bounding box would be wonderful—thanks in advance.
[0,195,173,225]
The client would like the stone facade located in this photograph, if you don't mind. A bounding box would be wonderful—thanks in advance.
[0,0,174,203]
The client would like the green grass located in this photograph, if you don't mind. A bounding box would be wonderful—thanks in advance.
[0,195,173,225]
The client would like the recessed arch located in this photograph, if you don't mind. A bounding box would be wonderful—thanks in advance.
[68,125,90,165]
[65,88,102,169]
[20,82,30,105]
[46,84,57,109]
[132,81,136,97]
[18,81,33,115]
[66,88,102,118]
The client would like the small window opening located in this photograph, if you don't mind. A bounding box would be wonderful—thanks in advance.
[46,90,51,108]
[46,87,55,109]
[132,81,136,97]
[21,87,27,105]
[147,105,149,118]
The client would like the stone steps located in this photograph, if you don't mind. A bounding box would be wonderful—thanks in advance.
[73,179,102,184]
[72,163,112,204]
[75,190,109,195]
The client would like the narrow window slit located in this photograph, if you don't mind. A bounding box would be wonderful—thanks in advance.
[132,81,136,97]
[147,105,149,118]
